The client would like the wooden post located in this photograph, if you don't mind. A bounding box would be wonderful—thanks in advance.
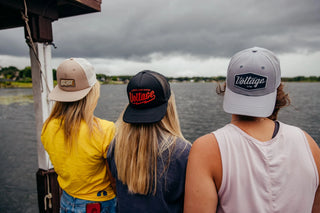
[30,42,62,213]
[29,42,53,170]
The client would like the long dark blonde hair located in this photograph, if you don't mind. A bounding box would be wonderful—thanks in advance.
[113,92,188,195]
[42,82,101,148]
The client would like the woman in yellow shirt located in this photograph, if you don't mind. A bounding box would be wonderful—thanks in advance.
[41,58,116,213]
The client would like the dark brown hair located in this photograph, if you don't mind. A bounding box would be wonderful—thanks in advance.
[268,83,291,120]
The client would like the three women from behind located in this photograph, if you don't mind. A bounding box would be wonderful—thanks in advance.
[41,58,116,213]
[107,70,191,212]
[184,47,320,213]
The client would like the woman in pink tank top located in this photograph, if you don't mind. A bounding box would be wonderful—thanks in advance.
[184,47,320,213]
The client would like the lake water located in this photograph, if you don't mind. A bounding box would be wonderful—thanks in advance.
[0,82,319,212]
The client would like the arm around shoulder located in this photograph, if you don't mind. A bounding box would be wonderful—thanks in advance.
[184,133,222,213]
[304,131,320,213]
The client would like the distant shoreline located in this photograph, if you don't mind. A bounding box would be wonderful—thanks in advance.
[1,78,319,89]
[1,66,319,88]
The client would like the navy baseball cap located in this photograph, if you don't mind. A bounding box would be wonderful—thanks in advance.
[123,70,171,124]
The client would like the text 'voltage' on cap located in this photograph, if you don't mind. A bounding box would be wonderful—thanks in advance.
[223,47,281,117]
[123,70,171,124]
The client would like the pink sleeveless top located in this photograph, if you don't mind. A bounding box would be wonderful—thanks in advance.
[213,122,318,213]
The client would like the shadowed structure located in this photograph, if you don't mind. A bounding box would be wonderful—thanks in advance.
[0,1,102,212]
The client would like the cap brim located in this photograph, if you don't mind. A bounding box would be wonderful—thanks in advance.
[223,87,276,117]
[49,85,92,102]
[123,102,168,124]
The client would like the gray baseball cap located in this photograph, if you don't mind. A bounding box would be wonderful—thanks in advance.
[223,47,281,117]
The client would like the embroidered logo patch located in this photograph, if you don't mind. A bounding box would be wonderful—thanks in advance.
[129,89,156,105]
[60,79,75,87]
[234,73,267,90]
[97,190,107,196]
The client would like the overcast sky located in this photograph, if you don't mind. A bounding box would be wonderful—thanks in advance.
[0,0,320,77]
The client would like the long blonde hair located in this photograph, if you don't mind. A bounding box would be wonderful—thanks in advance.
[113,92,186,195]
[42,82,101,148]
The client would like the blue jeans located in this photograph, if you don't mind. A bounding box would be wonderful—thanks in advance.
[60,190,116,213]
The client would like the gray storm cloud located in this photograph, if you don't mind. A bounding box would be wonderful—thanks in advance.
[1,0,319,60]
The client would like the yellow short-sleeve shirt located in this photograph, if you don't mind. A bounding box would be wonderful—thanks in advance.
[41,118,116,201]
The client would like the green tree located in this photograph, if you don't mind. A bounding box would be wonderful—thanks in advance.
[0,66,19,79]
[96,74,107,82]
[52,69,57,81]
[19,66,32,78]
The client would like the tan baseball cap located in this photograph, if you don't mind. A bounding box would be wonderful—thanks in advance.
[49,58,97,102]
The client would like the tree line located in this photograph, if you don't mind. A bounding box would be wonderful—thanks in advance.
[1,66,320,85]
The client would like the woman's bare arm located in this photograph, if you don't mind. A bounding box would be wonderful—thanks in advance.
[304,132,320,213]
[184,134,222,213]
